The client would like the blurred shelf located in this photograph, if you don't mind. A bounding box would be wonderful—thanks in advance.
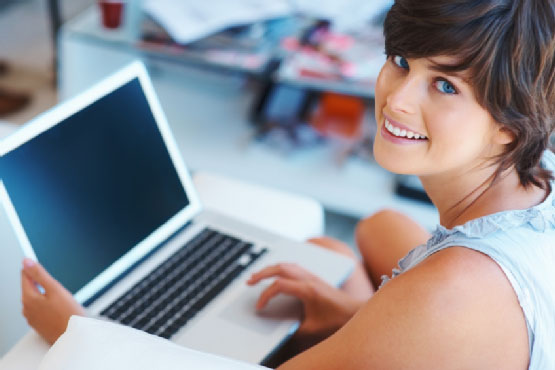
[59,6,440,229]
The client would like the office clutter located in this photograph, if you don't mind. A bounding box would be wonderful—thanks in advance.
[141,0,392,44]
[277,18,387,97]
[98,1,125,29]
[311,93,365,139]
[142,0,292,45]
[138,16,296,74]
[98,0,389,160]
[136,0,390,86]
[250,81,376,162]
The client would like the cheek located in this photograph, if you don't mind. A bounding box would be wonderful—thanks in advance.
[425,106,494,161]
[432,106,486,139]
[374,65,391,122]
[423,108,458,141]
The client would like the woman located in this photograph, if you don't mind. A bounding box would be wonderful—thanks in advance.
[21,0,554,368]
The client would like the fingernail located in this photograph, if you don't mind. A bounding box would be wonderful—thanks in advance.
[23,259,35,268]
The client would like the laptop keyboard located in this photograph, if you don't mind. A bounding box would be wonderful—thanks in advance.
[100,228,267,339]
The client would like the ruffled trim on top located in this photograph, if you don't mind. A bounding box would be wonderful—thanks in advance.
[431,198,554,242]
[379,150,555,289]
[379,192,554,289]
[379,191,554,289]
[428,150,555,243]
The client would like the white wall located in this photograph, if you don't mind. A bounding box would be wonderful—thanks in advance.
[0,122,30,357]
[0,206,30,357]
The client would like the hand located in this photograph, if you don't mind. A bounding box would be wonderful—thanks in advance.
[247,263,364,339]
[21,258,86,344]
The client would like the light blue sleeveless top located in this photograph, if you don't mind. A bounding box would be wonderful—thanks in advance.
[381,150,555,369]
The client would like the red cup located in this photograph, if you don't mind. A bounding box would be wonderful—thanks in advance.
[99,1,125,29]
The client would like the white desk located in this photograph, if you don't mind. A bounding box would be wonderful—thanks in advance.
[59,6,439,230]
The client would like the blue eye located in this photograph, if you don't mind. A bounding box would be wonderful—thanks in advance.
[435,80,457,94]
[393,55,409,70]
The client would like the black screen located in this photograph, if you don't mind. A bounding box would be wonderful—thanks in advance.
[0,78,189,294]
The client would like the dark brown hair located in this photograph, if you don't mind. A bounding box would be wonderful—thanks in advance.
[383,0,555,189]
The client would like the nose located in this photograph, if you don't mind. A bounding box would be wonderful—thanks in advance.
[386,74,421,115]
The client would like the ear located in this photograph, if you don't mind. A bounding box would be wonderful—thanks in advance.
[493,126,515,146]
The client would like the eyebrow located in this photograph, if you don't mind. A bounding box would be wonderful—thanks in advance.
[427,62,472,83]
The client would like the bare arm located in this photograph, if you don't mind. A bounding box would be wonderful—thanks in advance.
[278,247,529,370]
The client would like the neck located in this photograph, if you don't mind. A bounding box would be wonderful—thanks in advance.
[420,165,547,229]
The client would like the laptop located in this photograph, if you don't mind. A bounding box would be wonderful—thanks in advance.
[0,61,353,364]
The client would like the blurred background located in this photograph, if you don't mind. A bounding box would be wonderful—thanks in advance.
[0,0,94,123]
[0,0,438,357]
[0,0,95,357]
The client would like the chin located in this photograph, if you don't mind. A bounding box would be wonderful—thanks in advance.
[372,139,420,175]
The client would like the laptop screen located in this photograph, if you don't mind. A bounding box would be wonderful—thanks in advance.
[1,77,189,295]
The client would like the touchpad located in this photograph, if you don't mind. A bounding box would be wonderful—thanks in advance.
[219,284,302,335]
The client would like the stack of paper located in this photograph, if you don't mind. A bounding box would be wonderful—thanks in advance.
[142,0,394,45]
[142,0,293,44]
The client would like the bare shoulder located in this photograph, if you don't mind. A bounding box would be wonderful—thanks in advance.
[281,247,529,370]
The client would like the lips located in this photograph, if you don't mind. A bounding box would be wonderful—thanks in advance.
[384,119,427,140]
[380,115,428,145]
[383,115,427,140]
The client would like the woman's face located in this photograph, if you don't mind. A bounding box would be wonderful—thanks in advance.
[373,55,510,179]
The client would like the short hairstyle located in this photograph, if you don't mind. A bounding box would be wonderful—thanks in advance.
[383,0,555,189]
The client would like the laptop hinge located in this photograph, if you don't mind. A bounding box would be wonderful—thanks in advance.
[82,220,194,307]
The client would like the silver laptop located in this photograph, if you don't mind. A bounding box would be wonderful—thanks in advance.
[0,61,353,364]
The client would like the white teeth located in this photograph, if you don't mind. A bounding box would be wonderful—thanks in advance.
[384,119,427,140]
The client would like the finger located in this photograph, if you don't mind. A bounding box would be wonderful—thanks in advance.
[22,258,57,292]
[247,265,284,285]
[256,278,309,310]
[21,269,41,302]
[247,263,312,285]
[307,236,334,246]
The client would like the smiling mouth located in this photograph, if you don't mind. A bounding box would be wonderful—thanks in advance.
[384,119,428,140]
